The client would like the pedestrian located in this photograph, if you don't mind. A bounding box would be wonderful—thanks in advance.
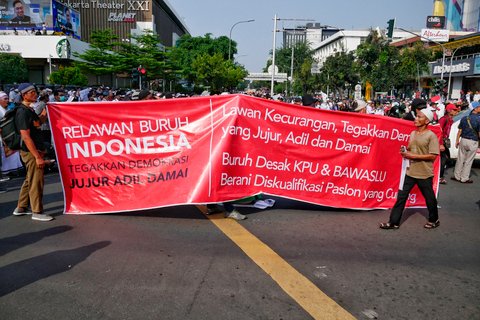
[380,109,440,229]
[138,90,152,100]
[404,98,427,121]
[302,94,316,107]
[205,203,247,220]
[451,102,480,183]
[438,104,459,184]
[354,100,367,113]
[1,91,24,178]
[0,91,10,193]
[13,83,53,221]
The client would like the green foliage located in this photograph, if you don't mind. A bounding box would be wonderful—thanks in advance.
[266,42,316,95]
[191,53,248,93]
[0,53,28,84]
[356,30,404,92]
[116,30,180,82]
[72,29,119,76]
[267,42,314,75]
[320,50,359,99]
[398,40,434,82]
[172,33,234,84]
[48,66,88,86]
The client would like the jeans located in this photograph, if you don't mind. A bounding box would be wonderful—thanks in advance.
[388,175,438,226]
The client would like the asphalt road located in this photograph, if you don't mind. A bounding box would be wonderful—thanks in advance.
[0,163,479,320]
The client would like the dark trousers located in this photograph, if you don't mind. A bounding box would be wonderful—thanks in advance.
[207,202,234,212]
[440,149,450,178]
[389,175,438,226]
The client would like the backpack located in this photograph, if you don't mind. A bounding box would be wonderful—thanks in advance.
[0,105,27,151]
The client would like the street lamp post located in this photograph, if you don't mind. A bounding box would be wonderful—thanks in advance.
[229,19,254,61]
[447,44,469,100]
[271,14,279,95]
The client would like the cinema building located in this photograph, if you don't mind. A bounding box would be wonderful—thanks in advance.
[0,0,189,86]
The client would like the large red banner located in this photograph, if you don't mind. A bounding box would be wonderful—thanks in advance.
[48,95,440,214]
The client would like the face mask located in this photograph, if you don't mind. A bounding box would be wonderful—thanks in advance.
[59,96,66,102]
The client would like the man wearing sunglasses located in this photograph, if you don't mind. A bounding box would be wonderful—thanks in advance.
[12,83,53,221]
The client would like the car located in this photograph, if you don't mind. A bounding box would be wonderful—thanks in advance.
[448,109,480,160]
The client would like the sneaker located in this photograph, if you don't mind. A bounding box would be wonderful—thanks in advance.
[0,188,7,194]
[225,209,247,221]
[13,207,33,216]
[31,213,54,221]
[206,205,224,215]
[0,176,10,182]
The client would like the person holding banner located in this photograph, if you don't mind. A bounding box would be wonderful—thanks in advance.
[380,109,440,230]
[13,83,53,222]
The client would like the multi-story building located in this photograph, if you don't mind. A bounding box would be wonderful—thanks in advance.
[0,0,189,86]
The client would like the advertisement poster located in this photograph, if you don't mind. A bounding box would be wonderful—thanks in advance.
[52,0,80,39]
[48,95,441,214]
[0,0,50,30]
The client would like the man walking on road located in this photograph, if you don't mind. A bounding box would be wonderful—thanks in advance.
[13,83,53,221]
[380,109,440,229]
[451,102,480,183]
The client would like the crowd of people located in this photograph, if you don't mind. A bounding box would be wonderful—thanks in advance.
[1,84,479,225]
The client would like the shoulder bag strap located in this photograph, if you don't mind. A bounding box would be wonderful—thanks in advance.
[466,114,479,136]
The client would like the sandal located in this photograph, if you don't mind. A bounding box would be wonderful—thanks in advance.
[379,222,399,230]
[424,220,440,229]
[439,179,447,184]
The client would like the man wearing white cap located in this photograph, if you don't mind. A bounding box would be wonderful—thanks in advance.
[13,83,53,221]
[380,109,440,230]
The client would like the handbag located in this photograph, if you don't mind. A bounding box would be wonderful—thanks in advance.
[443,138,451,149]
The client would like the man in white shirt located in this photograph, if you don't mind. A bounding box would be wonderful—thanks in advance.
[366,100,375,114]
[473,91,480,102]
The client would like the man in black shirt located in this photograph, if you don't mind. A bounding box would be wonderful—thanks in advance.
[13,83,53,221]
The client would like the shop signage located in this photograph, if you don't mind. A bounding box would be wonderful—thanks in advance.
[59,0,149,11]
[426,16,445,29]
[474,57,480,75]
[56,39,71,59]
[0,43,10,51]
[433,62,471,75]
[108,12,136,22]
[421,29,450,42]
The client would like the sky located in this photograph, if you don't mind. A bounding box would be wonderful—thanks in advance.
[167,0,434,72]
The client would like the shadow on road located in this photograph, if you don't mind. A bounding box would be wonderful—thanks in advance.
[0,225,74,256]
[0,241,111,298]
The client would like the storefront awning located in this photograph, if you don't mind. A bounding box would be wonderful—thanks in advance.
[431,33,480,50]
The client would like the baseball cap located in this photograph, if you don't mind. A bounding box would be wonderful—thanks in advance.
[445,103,459,111]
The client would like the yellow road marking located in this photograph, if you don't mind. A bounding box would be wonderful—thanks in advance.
[197,205,356,320]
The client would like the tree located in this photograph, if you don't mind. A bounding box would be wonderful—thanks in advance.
[356,30,404,93]
[48,66,88,86]
[398,40,434,85]
[320,50,359,99]
[172,33,234,84]
[266,41,314,75]
[115,30,182,89]
[191,53,248,93]
[0,53,28,84]
[72,29,119,81]
[266,41,315,95]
